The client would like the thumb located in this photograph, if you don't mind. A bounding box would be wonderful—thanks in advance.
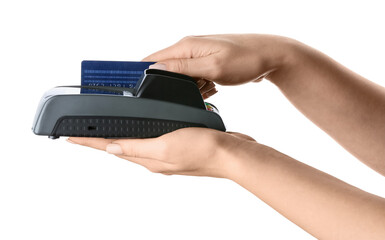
[149,57,216,80]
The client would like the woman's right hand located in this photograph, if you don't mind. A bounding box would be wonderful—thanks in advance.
[143,34,293,98]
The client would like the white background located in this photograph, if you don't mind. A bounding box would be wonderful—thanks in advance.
[1,0,385,239]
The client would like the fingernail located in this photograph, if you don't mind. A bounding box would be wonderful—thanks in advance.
[66,138,76,144]
[149,63,167,70]
[106,143,123,155]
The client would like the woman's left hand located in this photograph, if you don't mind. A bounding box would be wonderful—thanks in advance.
[67,127,255,178]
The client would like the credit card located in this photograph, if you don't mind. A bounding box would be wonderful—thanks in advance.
[81,60,155,94]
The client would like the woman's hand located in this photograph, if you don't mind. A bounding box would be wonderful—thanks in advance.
[67,126,385,240]
[144,34,293,98]
[67,128,255,178]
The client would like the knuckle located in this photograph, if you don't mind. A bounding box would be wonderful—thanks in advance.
[123,144,136,158]
[208,57,224,79]
[180,35,195,43]
[168,59,187,73]
[173,59,183,72]
[211,56,223,69]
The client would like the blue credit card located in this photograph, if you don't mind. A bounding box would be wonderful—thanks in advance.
[81,60,155,94]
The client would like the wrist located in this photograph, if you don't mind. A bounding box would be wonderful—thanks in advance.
[264,36,303,86]
[218,138,264,181]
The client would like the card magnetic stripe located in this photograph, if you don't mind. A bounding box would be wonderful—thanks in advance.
[81,60,155,94]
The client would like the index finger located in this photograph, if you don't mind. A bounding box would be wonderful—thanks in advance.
[143,36,213,61]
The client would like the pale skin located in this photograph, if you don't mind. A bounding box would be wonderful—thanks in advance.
[67,34,385,239]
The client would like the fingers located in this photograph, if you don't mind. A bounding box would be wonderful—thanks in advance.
[202,88,218,99]
[149,57,217,80]
[144,36,223,80]
[114,155,206,176]
[202,81,218,99]
[67,137,174,173]
[68,137,173,171]
[194,79,217,99]
[200,81,216,94]
[67,137,115,151]
[143,36,208,61]
[196,79,207,89]
[107,138,166,159]
[67,137,167,160]
[114,155,177,174]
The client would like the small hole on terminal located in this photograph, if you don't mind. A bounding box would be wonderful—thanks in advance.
[88,126,97,131]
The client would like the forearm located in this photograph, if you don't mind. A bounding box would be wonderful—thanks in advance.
[224,142,385,239]
[266,39,385,175]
